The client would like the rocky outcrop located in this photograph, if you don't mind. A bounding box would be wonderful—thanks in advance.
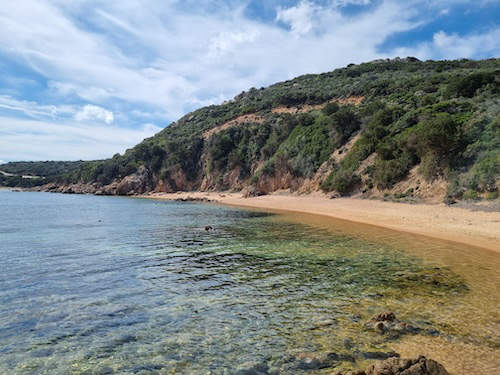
[335,356,449,375]
[115,166,152,195]
[33,182,100,194]
[33,166,155,196]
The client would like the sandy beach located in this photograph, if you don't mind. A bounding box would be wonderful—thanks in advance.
[142,191,500,253]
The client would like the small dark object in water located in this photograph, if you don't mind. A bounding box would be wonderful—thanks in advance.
[373,312,396,322]
[205,226,213,231]
[375,321,385,332]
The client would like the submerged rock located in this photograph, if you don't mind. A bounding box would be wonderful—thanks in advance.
[280,352,354,372]
[360,351,400,360]
[364,312,420,337]
[334,356,448,375]
[234,361,269,375]
[174,196,213,202]
[372,312,396,322]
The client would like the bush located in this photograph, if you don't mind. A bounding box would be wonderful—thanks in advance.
[322,170,361,195]
[323,102,339,115]
[448,72,496,98]
[374,152,415,189]
[331,106,361,145]
[415,113,460,157]
[463,189,479,200]
[485,191,499,200]
[419,153,442,182]
[261,159,275,176]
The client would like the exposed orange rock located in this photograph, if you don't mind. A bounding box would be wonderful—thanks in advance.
[271,96,364,114]
[202,114,266,139]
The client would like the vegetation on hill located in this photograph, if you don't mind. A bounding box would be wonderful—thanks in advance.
[0,161,87,188]
[2,58,499,203]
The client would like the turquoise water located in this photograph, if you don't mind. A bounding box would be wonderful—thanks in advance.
[0,191,472,374]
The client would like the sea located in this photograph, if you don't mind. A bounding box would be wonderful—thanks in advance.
[0,190,498,374]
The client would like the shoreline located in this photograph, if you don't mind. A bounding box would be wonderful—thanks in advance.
[141,191,500,253]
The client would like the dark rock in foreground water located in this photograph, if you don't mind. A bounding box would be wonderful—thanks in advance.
[279,352,355,372]
[334,356,449,375]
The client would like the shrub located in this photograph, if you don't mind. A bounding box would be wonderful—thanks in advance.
[463,189,479,200]
[322,170,361,195]
[374,152,415,189]
[323,102,339,115]
[331,106,361,144]
[485,191,499,200]
[419,153,442,182]
[448,72,496,98]
[262,159,275,176]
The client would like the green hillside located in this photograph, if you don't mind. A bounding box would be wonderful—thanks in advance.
[2,57,499,203]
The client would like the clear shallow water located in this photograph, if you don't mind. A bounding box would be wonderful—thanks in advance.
[0,191,497,374]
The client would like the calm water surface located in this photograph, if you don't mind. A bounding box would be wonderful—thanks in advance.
[0,191,498,374]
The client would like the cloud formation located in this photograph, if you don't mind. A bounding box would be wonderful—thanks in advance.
[0,117,161,161]
[276,1,320,36]
[75,105,114,125]
[0,0,498,161]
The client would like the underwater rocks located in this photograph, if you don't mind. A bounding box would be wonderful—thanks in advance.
[364,312,420,337]
[234,361,270,375]
[234,354,448,375]
[278,352,355,373]
[333,355,449,375]
[174,196,214,202]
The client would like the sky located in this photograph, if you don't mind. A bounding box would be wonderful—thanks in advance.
[0,0,499,163]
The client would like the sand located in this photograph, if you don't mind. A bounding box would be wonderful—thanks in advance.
[142,191,500,253]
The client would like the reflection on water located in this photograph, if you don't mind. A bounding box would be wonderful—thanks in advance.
[0,191,498,374]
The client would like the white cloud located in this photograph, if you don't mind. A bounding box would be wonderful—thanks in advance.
[332,0,372,5]
[208,30,261,57]
[0,0,422,121]
[276,1,320,36]
[75,105,114,124]
[0,95,76,119]
[393,28,500,60]
[0,116,161,161]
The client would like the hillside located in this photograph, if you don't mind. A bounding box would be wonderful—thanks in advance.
[2,57,499,203]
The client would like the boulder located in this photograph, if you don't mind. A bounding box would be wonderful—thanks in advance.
[334,356,448,375]
[243,186,267,197]
[234,361,269,375]
[115,166,151,195]
[280,352,354,372]
[365,356,449,375]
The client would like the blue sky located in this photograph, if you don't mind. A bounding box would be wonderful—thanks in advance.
[0,0,498,162]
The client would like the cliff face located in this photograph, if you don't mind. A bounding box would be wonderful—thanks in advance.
[33,133,454,204]
[7,58,500,204]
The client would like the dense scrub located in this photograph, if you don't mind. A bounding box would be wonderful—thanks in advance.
[2,57,499,202]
